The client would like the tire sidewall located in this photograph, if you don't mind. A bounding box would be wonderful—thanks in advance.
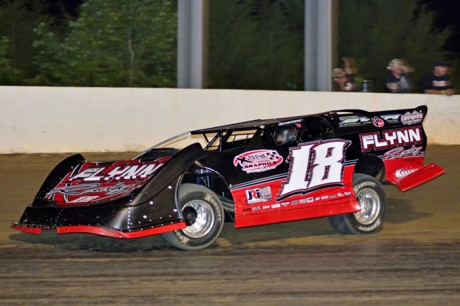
[349,174,387,233]
[172,184,224,248]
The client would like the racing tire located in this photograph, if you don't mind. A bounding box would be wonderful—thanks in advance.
[161,184,225,250]
[328,173,387,234]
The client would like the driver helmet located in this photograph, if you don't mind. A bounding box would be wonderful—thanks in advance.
[275,125,297,145]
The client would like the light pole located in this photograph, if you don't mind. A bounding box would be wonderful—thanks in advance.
[177,0,209,89]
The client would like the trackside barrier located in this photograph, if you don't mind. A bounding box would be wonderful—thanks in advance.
[1,86,459,153]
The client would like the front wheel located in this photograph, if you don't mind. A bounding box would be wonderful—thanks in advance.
[328,174,387,234]
[161,184,224,250]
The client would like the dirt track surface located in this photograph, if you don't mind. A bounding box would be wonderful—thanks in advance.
[1,147,460,305]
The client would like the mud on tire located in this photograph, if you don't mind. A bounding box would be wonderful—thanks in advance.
[328,174,387,234]
[161,184,225,250]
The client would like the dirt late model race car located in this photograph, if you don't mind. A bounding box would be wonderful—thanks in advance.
[12,105,444,250]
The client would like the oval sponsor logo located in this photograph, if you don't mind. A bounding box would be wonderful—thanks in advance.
[233,150,283,173]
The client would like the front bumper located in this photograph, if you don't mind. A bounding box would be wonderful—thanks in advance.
[12,194,185,239]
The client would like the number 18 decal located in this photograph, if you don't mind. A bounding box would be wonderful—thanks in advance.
[277,140,351,199]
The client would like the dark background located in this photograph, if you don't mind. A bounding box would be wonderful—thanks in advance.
[1,0,460,90]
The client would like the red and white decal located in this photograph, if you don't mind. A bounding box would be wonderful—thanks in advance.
[46,158,169,205]
[277,140,350,199]
[395,168,418,179]
[246,187,272,204]
[360,126,423,152]
[372,116,385,127]
[234,150,283,173]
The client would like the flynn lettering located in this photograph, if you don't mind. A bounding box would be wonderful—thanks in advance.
[360,126,423,152]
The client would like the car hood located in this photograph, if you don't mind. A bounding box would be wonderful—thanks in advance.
[44,157,171,206]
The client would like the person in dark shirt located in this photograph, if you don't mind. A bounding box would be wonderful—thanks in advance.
[421,60,454,96]
[385,59,414,93]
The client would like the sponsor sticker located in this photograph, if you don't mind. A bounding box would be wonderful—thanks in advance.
[372,116,385,127]
[381,114,401,124]
[279,119,302,126]
[234,150,283,173]
[338,115,371,127]
[382,145,424,160]
[246,187,272,204]
[395,168,418,179]
[400,111,423,125]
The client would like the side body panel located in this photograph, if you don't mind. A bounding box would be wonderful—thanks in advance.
[12,144,206,237]
[212,139,360,228]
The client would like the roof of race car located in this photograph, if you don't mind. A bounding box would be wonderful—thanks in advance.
[190,113,330,134]
[190,105,428,135]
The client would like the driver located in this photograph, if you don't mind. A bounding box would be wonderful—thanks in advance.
[275,125,297,145]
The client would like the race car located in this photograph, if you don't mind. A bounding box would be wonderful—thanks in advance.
[12,105,444,250]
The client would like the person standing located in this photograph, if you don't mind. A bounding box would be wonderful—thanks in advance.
[421,60,454,95]
[385,59,413,93]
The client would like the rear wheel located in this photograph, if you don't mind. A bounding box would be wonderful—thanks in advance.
[161,184,224,250]
[328,174,387,234]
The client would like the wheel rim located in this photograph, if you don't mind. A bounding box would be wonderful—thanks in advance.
[354,187,380,225]
[181,200,215,238]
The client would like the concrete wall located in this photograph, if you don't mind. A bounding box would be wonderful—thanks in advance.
[1,86,459,153]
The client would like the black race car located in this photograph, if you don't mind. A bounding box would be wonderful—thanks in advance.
[12,105,444,250]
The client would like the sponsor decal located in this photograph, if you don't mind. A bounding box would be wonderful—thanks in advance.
[400,111,424,125]
[380,114,401,124]
[382,145,424,160]
[279,119,302,126]
[69,162,161,181]
[338,115,371,127]
[371,116,385,127]
[246,187,272,204]
[277,140,351,199]
[251,191,352,212]
[234,150,283,173]
[360,126,423,152]
[395,168,418,179]
[48,182,135,197]
[46,159,166,204]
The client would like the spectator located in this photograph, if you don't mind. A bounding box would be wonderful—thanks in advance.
[421,60,454,96]
[332,57,358,92]
[385,59,414,93]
